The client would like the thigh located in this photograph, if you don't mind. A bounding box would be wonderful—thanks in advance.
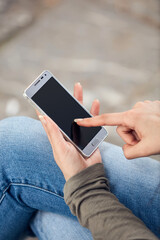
[31,211,92,240]
[99,142,160,237]
[0,117,76,239]
[0,116,66,212]
[32,141,160,239]
[0,116,92,240]
[1,117,159,238]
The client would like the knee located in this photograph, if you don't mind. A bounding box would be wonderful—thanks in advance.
[0,116,44,149]
[0,116,48,170]
[0,117,54,190]
[99,141,123,163]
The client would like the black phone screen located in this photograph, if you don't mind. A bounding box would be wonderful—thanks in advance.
[32,77,101,150]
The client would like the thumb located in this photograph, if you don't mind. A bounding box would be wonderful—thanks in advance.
[39,115,66,153]
[123,141,148,159]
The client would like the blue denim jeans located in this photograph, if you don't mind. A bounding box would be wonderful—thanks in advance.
[0,117,159,240]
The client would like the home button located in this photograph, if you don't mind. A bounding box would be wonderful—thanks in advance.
[91,139,99,147]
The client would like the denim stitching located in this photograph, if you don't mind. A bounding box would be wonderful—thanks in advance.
[0,182,64,204]
[0,193,6,204]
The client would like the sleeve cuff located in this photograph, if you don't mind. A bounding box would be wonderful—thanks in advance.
[64,163,106,202]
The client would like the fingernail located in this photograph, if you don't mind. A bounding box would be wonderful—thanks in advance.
[39,115,46,124]
[77,82,81,86]
[95,99,99,102]
[74,118,83,122]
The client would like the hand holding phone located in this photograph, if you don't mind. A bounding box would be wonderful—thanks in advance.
[24,70,107,157]
[37,83,102,181]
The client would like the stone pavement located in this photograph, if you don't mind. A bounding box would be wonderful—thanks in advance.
[0,0,159,158]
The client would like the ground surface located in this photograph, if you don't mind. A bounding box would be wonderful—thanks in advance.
[0,0,159,156]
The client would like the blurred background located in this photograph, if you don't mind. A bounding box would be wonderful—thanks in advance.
[0,0,160,159]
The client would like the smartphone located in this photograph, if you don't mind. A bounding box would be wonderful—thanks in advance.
[23,70,108,157]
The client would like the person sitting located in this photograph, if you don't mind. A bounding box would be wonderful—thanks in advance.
[0,83,159,240]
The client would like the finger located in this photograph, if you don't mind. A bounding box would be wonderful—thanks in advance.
[116,126,139,145]
[45,116,66,150]
[36,110,52,142]
[36,110,41,119]
[39,115,52,143]
[90,99,100,116]
[39,115,66,153]
[123,141,147,159]
[74,82,83,105]
[132,130,141,141]
[37,112,51,142]
[74,112,127,127]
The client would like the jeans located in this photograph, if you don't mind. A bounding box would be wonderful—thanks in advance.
[0,117,159,240]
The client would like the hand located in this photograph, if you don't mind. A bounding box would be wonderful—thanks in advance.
[37,83,102,181]
[75,101,160,159]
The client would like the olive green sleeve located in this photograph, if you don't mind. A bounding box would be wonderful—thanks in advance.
[64,163,158,240]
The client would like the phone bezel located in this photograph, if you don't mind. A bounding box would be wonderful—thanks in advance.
[23,70,108,157]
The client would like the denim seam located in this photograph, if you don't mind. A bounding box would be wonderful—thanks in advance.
[0,182,64,204]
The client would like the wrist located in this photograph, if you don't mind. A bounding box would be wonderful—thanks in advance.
[63,165,87,182]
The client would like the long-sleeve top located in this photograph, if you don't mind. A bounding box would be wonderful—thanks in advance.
[64,163,158,240]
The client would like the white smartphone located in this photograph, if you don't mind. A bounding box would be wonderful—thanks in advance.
[23,70,108,157]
